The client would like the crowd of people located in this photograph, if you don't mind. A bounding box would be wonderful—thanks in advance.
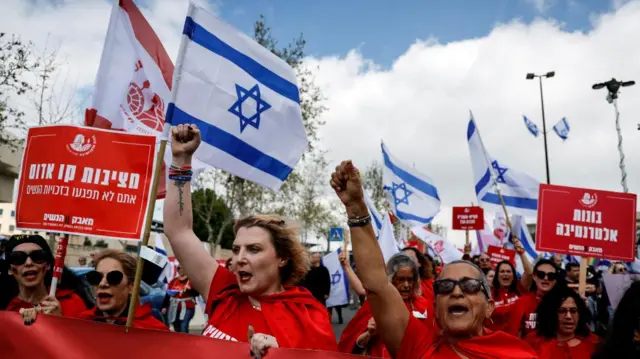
[1,123,639,358]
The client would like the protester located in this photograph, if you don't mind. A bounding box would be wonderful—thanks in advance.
[71,249,167,330]
[478,253,493,271]
[329,160,536,358]
[552,254,566,281]
[1,235,89,323]
[163,264,198,333]
[486,269,495,287]
[610,262,627,274]
[525,286,597,358]
[339,253,434,357]
[401,246,436,300]
[507,259,562,337]
[77,256,87,267]
[163,124,336,357]
[299,251,331,306]
[487,258,533,332]
[592,281,640,358]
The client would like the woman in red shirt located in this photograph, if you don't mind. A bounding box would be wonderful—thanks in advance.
[164,264,198,332]
[164,125,336,358]
[329,161,536,358]
[74,249,167,330]
[2,235,89,322]
[338,253,435,358]
[401,246,436,301]
[525,285,598,358]
[488,258,532,332]
[507,259,560,337]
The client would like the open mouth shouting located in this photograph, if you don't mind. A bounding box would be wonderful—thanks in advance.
[237,271,253,284]
[447,303,470,318]
[21,269,39,282]
[96,292,114,305]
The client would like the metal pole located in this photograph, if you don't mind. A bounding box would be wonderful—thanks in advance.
[538,76,551,184]
[612,99,628,193]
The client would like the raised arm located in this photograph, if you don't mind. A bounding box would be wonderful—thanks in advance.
[330,161,408,358]
[164,124,218,300]
[513,237,533,291]
[339,251,366,296]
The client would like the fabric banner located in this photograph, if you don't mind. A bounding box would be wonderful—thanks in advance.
[0,312,359,359]
[322,249,349,308]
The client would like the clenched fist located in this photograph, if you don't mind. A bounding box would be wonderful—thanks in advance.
[330,161,365,215]
[171,124,201,164]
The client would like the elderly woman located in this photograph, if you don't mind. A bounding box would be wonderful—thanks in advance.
[525,286,597,358]
[338,253,434,357]
[330,161,536,358]
[2,235,89,323]
[163,124,336,358]
[73,249,167,330]
[401,246,436,300]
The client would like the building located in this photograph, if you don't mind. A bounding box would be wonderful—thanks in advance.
[0,136,21,203]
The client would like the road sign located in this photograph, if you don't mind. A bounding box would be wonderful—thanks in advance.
[329,227,344,242]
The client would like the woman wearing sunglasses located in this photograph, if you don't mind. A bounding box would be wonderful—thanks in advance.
[164,125,336,358]
[330,161,536,358]
[73,249,167,330]
[507,259,562,338]
[338,253,434,358]
[1,235,90,323]
[486,258,533,333]
[525,285,597,358]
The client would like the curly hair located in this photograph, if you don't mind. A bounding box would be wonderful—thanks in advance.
[535,285,591,339]
[92,249,138,285]
[234,215,309,286]
[492,260,520,298]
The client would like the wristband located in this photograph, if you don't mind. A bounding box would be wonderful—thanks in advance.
[347,214,371,227]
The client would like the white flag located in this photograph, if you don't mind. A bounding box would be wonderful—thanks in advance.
[379,213,400,264]
[167,4,307,190]
[412,226,462,264]
[322,250,349,308]
[552,117,570,141]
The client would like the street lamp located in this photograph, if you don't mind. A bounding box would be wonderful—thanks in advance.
[592,78,636,193]
[526,71,555,184]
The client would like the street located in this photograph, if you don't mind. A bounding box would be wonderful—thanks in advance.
[330,305,357,340]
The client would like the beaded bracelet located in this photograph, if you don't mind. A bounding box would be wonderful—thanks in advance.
[169,164,193,182]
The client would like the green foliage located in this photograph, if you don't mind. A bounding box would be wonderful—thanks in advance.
[83,237,92,247]
[94,239,108,248]
[191,188,235,249]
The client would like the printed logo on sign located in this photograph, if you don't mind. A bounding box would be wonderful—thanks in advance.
[580,193,598,208]
[66,134,96,156]
[72,216,94,227]
[121,60,166,135]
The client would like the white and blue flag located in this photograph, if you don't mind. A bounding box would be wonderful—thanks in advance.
[363,187,383,239]
[166,4,307,190]
[467,113,540,217]
[523,115,539,137]
[363,187,400,261]
[322,249,349,308]
[382,141,440,227]
[511,216,539,275]
[553,117,570,141]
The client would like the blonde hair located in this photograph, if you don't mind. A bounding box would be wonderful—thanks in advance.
[234,215,309,285]
[92,249,137,284]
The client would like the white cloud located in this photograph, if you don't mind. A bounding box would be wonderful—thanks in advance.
[3,0,640,248]
[525,0,554,13]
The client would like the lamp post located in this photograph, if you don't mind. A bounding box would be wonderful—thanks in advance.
[526,71,555,184]
[592,78,635,193]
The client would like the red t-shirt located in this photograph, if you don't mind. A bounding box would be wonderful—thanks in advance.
[203,266,337,350]
[507,292,541,337]
[420,278,435,303]
[397,315,537,358]
[487,284,526,332]
[167,277,197,309]
[525,333,598,359]
[6,289,87,317]
[73,302,168,331]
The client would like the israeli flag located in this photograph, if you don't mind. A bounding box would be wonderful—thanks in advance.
[467,113,540,217]
[511,216,539,275]
[166,4,307,190]
[363,188,400,261]
[553,117,570,141]
[322,249,349,308]
[523,115,539,137]
[363,187,383,238]
[382,141,440,226]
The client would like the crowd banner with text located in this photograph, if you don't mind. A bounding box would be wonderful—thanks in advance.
[0,312,359,359]
[15,125,157,241]
[451,206,485,230]
[536,184,637,262]
[486,245,516,267]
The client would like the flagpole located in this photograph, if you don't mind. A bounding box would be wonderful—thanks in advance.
[125,138,167,330]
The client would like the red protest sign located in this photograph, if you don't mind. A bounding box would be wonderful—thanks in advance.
[536,184,637,262]
[16,125,157,241]
[452,206,484,230]
[486,245,516,267]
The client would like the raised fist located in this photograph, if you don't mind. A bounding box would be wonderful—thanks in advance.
[330,160,364,209]
[171,124,201,163]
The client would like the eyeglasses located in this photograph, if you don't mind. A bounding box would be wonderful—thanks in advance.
[557,307,578,315]
[433,278,486,296]
[86,270,125,286]
[535,270,557,281]
[8,250,49,266]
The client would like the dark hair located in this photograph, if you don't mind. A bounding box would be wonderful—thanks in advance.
[530,259,563,292]
[592,280,640,358]
[492,260,519,298]
[565,262,580,272]
[401,247,431,279]
[535,285,591,339]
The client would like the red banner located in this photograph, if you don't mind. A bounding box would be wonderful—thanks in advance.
[486,245,516,267]
[536,184,637,261]
[0,312,358,359]
[452,206,484,230]
[15,125,157,241]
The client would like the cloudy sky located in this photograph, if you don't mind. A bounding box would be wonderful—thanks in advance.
[4,0,640,246]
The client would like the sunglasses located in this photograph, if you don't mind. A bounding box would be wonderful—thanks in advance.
[86,270,125,286]
[8,250,49,266]
[433,278,486,296]
[557,307,578,315]
[535,270,557,281]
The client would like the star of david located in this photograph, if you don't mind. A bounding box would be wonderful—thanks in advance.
[331,270,342,285]
[228,84,271,133]
[390,182,412,206]
[491,160,508,184]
